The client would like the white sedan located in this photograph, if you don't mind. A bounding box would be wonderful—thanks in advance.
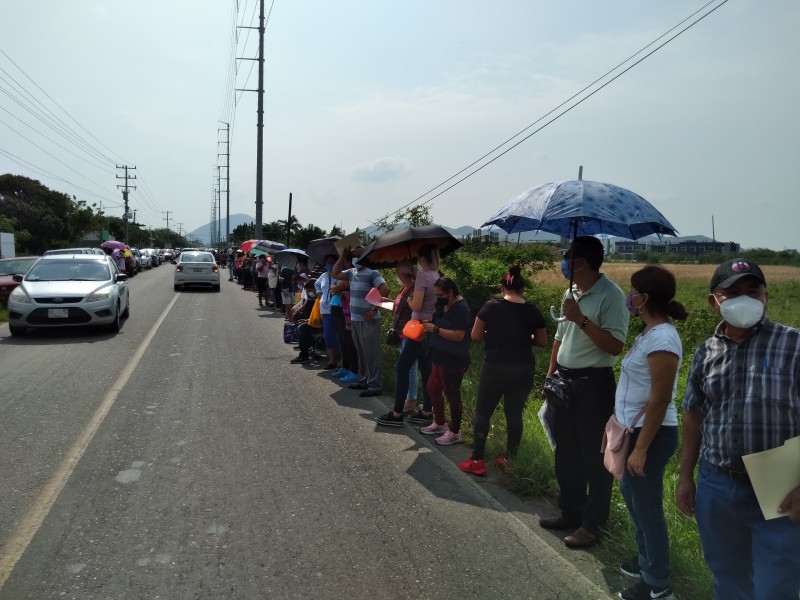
[7,254,130,335]
[173,251,221,291]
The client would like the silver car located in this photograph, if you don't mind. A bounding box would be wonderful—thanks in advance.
[7,255,130,336]
[173,251,221,291]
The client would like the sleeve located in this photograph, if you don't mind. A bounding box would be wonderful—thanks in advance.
[598,287,631,343]
[371,270,386,288]
[529,304,546,330]
[452,302,473,331]
[477,300,493,323]
[315,276,323,294]
[646,326,682,358]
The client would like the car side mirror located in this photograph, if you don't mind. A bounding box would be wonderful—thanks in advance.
[12,274,23,282]
[116,273,129,281]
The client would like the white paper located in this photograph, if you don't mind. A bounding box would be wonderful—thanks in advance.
[333,232,362,256]
[742,436,800,520]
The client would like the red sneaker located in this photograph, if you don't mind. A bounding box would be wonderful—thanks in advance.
[459,457,487,476]
[495,455,512,473]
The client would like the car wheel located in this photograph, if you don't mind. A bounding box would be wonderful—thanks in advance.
[121,297,130,319]
[9,324,26,336]
[214,285,221,292]
[174,284,181,291]
[107,305,122,332]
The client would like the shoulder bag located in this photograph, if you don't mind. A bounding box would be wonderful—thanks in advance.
[601,406,648,481]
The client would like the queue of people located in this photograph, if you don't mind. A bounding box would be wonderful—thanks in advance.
[263,233,797,600]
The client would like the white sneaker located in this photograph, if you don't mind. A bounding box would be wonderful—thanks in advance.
[420,422,448,436]
[434,430,462,446]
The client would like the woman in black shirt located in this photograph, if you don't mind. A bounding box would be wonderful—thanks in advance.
[460,264,548,476]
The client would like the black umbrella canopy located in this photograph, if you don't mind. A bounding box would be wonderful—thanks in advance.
[273,248,314,272]
[305,236,341,265]
[358,225,462,269]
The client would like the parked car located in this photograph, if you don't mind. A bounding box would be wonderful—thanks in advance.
[173,251,221,291]
[132,249,152,270]
[163,249,175,263]
[140,248,160,267]
[0,256,39,303]
[43,247,104,256]
[7,254,130,335]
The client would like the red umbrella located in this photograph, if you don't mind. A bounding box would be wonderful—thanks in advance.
[239,239,259,253]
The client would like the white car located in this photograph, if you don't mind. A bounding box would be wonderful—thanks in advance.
[7,254,130,335]
[173,251,221,291]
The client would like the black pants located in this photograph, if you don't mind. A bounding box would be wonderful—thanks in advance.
[297,324,322,359]
[552,365,616,535]
[472,361,534,460]
[330,306,358,373]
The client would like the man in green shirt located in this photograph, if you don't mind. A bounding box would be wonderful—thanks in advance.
[541,236,630,548]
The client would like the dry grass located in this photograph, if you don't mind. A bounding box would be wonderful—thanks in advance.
[533,263,800,287]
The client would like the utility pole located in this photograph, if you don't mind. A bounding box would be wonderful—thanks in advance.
[235,0,265,240]
[116,165,137,244]
[162,211,172,232]
[218,122,230,249]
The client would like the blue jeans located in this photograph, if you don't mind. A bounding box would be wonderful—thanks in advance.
[399,338,419,401]
[619,426,678,589]
[695,459,800,600]
[393,338,431,413]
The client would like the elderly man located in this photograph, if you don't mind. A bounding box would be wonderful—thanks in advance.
[677,258,800,600]
[332,244,390,398]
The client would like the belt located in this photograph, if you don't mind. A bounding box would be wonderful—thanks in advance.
[557,365,610,378]
[713,464,751,484]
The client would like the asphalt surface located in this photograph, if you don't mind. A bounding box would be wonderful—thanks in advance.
[0,265,621,599]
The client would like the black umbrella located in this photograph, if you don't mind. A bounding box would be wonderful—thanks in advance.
[273,249,314,272]
[358,225,462,269]
[305,236,341,265]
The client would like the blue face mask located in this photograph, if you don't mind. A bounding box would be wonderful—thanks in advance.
[560,258,572,281]
[325,263,334,272]
[351,257,360,267]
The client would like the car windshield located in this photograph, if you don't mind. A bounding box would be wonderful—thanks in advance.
[0,258,38,276]
[25,260,111,282]
[180,252,213,263]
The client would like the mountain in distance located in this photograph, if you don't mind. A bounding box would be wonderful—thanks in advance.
[188,213,254,245]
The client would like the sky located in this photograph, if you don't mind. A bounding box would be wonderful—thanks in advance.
[1,0,798,250]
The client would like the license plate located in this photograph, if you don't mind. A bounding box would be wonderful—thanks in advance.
[192,267,204,272]
[48,308,69,318]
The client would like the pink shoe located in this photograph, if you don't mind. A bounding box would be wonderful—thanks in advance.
[434,430,462,446]
[420,422,448,436]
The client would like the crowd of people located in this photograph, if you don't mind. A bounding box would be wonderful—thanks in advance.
[232,236,800,600]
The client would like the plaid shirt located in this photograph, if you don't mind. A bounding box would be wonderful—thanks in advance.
[682,317,800,471]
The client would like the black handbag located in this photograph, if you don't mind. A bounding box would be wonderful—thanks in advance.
[386,328,401,346]
[542,372,571,409]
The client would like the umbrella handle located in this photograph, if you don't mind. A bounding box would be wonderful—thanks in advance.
[549,305,568,322]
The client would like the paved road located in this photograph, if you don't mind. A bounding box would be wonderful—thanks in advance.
[0,266,616,599]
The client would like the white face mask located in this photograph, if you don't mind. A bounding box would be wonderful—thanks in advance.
[716,295,764,329]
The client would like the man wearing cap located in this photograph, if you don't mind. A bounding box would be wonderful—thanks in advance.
[677,258,800,599]
[332,244,391,397]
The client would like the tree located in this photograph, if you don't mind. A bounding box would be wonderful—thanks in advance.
[293,224,327,249]
[373,203,433,232]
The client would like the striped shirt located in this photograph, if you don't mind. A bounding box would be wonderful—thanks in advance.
[344,267,386,322]
[682,317,800,471]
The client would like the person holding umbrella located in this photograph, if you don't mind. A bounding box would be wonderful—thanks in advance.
[540,236,630,549]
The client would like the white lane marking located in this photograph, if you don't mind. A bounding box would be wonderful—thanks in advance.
[0,293,180,589]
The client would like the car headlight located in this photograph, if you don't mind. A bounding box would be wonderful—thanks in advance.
[8,286,30,303]
[87,286,113,302]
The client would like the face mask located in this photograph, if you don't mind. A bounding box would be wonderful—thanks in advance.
[626,291,642,316]
[560,258,572,281]
[307,292,317,299]
[351,257,360,267]
[717,295,764,329]
[325,263,334,272]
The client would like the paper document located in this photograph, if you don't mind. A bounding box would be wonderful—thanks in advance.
[742,436,800,520]
[334,232,362,255]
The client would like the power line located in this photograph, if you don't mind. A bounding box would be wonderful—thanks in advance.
[366,0,729,233]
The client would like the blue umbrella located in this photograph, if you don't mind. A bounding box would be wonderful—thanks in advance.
[482,179,677,240]
[482,179,677,320]
[254,239,287,253]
